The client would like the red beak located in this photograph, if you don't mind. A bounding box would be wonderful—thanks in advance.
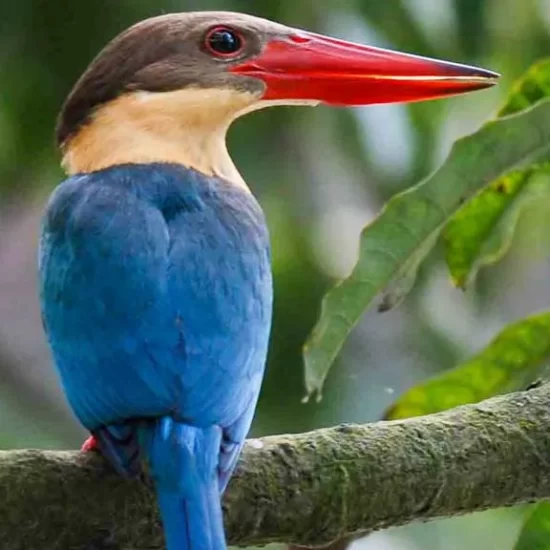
[231,31,499,105]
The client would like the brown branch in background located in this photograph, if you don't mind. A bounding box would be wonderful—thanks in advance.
[2,385,550,550]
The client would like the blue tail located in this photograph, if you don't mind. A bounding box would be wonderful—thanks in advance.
[141,417,226,550]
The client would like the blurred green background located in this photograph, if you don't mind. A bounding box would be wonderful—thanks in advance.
[1,1,549,549]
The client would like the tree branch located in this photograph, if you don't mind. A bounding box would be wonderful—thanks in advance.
[2,385,550,550]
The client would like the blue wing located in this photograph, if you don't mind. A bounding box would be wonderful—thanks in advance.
[39,164,272,480]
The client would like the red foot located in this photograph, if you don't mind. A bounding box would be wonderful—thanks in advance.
[81,435,98,452]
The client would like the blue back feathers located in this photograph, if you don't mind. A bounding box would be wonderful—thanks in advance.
[39,163,273,550]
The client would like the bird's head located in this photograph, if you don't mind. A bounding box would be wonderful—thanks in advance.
[58,11,498,188]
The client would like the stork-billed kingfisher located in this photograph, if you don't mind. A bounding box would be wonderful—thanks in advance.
[38,11,498,550]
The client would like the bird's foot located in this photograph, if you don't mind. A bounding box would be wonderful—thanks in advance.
[81,435,99,452]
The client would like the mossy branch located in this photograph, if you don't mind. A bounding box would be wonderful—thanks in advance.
[3,385,550,550]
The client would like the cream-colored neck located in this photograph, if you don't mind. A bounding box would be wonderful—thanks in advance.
[61,88,259,192]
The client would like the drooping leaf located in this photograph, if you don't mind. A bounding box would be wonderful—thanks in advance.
[444,165,550,288]
[514,503,550,550]
[377,231,439,312]
[385,312,550,420]
[302,98,550,400]
[303,60,550,400]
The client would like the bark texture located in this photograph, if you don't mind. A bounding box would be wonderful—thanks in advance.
[2,385,550,550]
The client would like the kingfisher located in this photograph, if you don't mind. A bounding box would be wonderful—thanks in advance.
[38,11,498,550]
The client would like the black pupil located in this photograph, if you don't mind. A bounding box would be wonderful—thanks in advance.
[208,29,241,55]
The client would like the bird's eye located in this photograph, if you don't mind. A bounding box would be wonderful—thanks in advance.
[204,26,244,58]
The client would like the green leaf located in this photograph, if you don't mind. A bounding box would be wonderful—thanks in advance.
[444,164,550,288]
[514,503,550,550]
[385,312,550,420]
[499,59,550,117]
[443,60,550,288]
[302,98,550,400]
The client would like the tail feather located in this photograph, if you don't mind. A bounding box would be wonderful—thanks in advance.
[157,477,225,550]
[141,417,226,550]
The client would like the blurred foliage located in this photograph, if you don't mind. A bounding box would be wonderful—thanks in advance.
[1,1,550,550]
[514,503,550,550]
